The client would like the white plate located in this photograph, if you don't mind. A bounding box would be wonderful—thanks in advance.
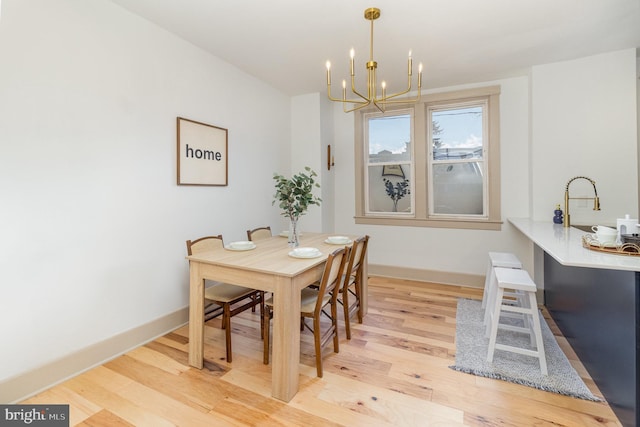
[288,248,322,259]
[225,242,256,251]
[324,238,352,245]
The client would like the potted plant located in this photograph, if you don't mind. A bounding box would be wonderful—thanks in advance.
[273,167,322,247]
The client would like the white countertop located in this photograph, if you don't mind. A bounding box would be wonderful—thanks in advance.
[508,218,640,272]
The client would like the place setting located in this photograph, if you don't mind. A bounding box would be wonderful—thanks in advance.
[225,241,257,251]
[288,247,323,259]
[324,235,352,245]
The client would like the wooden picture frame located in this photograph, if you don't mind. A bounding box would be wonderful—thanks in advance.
[177,117,228,186]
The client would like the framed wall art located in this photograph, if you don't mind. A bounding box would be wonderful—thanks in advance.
[177,117,228,186]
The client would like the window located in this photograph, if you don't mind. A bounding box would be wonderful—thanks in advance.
[355,86,501,230]
[365,110,414,215]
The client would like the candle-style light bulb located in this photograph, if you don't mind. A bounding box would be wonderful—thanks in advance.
[381,81,386,99]
[418,63,423,87]
[408,50,413,76]
[342,79,347,101]
[326,61,331,85]
[349,48,355,76]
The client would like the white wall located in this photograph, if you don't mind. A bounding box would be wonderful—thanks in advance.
[0,0,289,382]
[289,94,325,233]
[531,49,638,225]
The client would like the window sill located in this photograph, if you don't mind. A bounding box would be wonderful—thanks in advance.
[354,215,503,231]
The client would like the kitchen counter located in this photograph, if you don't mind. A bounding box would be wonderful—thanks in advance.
[508,217,640,272]
[509,217,638,427]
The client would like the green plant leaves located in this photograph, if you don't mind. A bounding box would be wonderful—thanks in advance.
[272,168,322,219]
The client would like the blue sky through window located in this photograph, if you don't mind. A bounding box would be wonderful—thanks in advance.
[368,107,482,155]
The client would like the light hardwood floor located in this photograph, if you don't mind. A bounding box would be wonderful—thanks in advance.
[22,277,622,426]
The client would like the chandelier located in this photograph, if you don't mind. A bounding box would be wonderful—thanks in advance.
[325,7,423,113]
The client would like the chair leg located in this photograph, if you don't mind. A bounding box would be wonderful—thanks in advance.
[331,301,340,353]
[223,303,232,362]
[342,287,352,340]
[263,306,271,365]
[313,316,323,378]
[259,292,265,340]
[355,280,363,323]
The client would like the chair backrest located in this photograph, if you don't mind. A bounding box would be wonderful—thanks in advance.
[246,226,272,241]
[314,247,349,313]
[186,235,224,255]
[344,235,369,283]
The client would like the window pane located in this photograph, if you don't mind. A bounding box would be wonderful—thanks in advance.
[367,165,412,213]
[432,106,483,161]
[432,162,483,215]
[368,114,411,163]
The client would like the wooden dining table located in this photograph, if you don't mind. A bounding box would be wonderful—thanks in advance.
[185,232,367,402]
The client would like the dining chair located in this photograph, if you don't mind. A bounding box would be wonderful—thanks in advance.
[186,235,264,363]
[262,247,349,378]
[246,226,272,241]
[339,235,369,340]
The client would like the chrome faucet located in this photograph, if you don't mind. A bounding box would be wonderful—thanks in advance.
[563,176,600,227]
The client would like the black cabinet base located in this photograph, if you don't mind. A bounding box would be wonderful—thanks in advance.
[544,253,638,427]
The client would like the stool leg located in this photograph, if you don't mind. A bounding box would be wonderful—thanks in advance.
[527,292,547,375]
[484,271,499,337]
[520,290,534,346]
[487,287,504,363]
[481,259,493,310]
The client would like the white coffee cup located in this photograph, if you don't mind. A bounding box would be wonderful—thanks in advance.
[591,225,617,244]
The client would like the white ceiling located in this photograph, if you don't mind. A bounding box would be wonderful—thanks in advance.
[109,0,640,96]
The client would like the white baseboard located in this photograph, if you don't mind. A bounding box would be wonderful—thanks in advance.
[0,307,188,403]
[369,263,485,289]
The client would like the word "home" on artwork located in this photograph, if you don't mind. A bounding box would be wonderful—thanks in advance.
[185,144,223,161]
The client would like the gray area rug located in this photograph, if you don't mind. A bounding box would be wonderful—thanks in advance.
[449,298,601,401]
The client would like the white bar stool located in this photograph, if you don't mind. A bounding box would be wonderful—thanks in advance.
[482,252,523,327]
[486,267,547,375]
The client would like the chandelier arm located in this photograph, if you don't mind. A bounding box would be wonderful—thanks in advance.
[327,89,373,113]
[372,101,386,113]
[327,83,370,107]
[350,76,370,103]
[343,100,376,113]
[379,87,412,101]
[377,72,415,102]
[378,92,422,105]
